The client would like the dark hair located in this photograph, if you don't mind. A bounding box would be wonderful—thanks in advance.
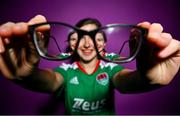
[75,18,107,42]
[67,18,103,42]
[75,18,102,28]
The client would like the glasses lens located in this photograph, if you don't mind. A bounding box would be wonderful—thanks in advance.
[97,25,143,62]
[33,23,76,60]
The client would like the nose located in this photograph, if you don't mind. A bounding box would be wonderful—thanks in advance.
[83,36,93,48]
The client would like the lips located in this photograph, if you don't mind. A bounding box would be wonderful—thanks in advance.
[82,49,93,56]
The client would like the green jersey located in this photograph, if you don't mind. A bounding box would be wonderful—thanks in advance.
[54,60,124,115]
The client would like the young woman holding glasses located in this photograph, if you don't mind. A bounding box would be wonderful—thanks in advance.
[0,15,179,115]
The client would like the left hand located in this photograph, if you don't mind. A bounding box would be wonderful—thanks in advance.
[137,22,180,85]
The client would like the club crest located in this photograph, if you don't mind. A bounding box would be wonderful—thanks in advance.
[96,73,109,85]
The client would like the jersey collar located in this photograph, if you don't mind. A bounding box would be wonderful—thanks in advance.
[76,60,100,75]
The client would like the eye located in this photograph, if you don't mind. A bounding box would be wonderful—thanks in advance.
[96,37,104,42]
[70,37,78,42]
[95,32,104,42]
[69,32,78,42]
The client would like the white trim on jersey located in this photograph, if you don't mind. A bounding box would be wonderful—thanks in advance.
[99,61,118,70]
[59,62,78,71]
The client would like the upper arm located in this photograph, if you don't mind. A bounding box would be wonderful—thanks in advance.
[112,68,133,92]
[52,71,65,92]
[52,66,68,93]
[12,68,65,93]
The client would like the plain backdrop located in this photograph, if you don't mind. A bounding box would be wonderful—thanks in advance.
[0,0,180,115]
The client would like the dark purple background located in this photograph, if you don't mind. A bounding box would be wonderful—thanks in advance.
[0,0,180,115]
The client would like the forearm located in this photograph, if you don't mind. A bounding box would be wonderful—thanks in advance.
[13,67,59,93]
[113,69,163,94]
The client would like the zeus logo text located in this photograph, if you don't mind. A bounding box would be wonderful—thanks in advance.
[72,98,106,111]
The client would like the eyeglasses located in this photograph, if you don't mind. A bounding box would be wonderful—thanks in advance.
[29,22,147,63]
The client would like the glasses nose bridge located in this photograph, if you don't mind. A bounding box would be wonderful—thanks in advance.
[79,29,97,39]
[78,30,96,42]
[76,30,101,52]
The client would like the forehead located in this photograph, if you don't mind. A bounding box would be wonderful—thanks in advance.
[70,32,77,37]
[80,24,98,31]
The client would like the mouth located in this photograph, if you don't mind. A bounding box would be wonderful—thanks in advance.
[82,49,93,56]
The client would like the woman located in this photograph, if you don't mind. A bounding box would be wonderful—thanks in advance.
[54,18,125,114]
[0,15,179,115]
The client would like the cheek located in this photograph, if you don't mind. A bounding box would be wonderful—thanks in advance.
[70,41,77,47]
[71,43,75,47]
[97,43,105,48]
[77,42,83,48]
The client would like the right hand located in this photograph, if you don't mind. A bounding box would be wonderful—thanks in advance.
[0,15,47,80]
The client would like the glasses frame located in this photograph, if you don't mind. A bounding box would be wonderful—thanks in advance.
[29,22,147,63]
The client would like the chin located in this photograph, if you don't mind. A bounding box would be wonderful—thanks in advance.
[80,56,97,63]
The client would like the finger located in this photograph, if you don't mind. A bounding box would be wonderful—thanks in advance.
[147,23,170,48]
[28,15,50,32]
[137,21,151,29]
[157,39,180,58]
[0,22,28,51]
[8,48,18,68]
[12,22,28,36]
[0,36,5,53]
[0,22,15,37]
[149,23,163,34]
[0,55,14,79]
[159,32,172,47]
[16,48,35,77]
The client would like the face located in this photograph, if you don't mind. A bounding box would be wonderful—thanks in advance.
[69,32,78,51]
[77,24,98,62]
[95,32,106,53]
[69,24,106,62]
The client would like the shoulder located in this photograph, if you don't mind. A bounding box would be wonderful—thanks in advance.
[56,62,78,71]
[54,62,78,82]
[104,52,118,57]
[99,60,123,70]
[60,52,71,56]
[58,53,71,59]
[104,52,119,60]
[99,60,124,78]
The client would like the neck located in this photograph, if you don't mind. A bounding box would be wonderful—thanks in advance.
[79,57,99,74]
